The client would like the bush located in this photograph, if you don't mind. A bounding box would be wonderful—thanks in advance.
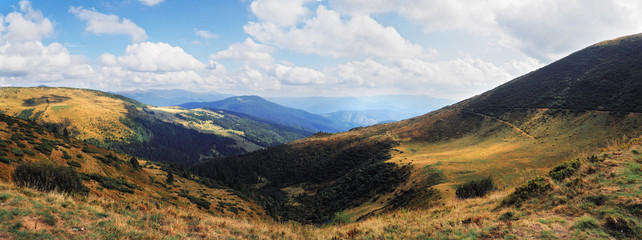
[84,173,137,194]
[12,163,89,195]
[186,195,211,209]
[22,149,36,156]
[11,148,24,157]
[502,176,551,205]
[67,161,82,168]
[62,151,72,160]
[549,158,581,181]
[0,156,11,164]
[455,177,495,199]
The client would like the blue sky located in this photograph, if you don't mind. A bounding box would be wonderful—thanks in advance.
[0,0,641,99]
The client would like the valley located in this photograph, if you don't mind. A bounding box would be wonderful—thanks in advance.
[0,33,641,239]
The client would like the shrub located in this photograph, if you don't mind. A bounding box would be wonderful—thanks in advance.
[62,151,72,160]
[67,161,82,168]
[34,141,55,155]
[186,195,211,209]
[12,163,89,195]
[84,173,137,194]
[0,156,11,164]
[455,177,495,199]
[129,157,141,171]
[22,148,36,156]
[11,148,24,157]
[502,176,551,205]
[549,158,581,181]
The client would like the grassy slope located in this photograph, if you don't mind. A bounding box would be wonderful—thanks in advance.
[147,106,312,148]
[193,33,642,223]
[0,114,266,239]
[2,135,639,239]
[0,87,310,165]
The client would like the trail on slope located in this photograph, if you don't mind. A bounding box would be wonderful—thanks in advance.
[459,108,538,143]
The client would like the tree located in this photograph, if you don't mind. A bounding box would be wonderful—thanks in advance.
[63,128,69,139]
[129,156,141,171]
[166,171,174,184]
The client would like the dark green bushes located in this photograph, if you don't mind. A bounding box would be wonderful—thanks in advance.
[186,195,210,209]
[502,176,551,205]
[549,158,581,181]
[67,161,82,168]
[12,163,88,195]
[83,173,137,194]
[455,177,495,199]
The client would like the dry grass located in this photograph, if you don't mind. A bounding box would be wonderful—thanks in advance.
[0,87,136,142]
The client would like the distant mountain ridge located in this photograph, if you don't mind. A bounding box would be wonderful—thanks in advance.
[115,89,232,107]
[180,96,343,133]
[269,95,456,120]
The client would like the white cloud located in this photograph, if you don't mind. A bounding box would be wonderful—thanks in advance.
[138,0,165,6]
[210,38,275,66]
[100,42,205,72]
[0,1,94,84]
[272,64,326,85]
[331,57,541,99]
[495,0,642,60]
[326,0,642,61]
[1,0,53,42]
[195,29,219,39]
[244,6,425,59]
[69,6,148,42]
[250,0,312,27]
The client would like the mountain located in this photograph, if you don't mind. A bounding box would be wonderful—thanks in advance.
[2,108,640,238]
[320,110,395,129]
[114,89,232,107]
[0,87,309,166]
[193,34,642,224]
[180,96,343,133]
[147,106,313,147]
[0,113,268,239]
[269,95,456,120]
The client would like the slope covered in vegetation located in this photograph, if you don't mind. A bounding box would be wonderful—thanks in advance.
[194,33,642,224]
[0,87,310,166]
[0,113,266,239]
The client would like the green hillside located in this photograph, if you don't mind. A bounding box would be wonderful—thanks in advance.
[194,33,642,224]
[0,87,311,166]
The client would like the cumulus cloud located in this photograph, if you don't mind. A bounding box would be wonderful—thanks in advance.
[195,29,219,39]
[138,0,165,7]
[272,64,326,85]
[0,1,94,84]
[210,38,275,66]
[331,57,541,98]
[245,6,425,59]
[1,0,53,42]
[69,6,148,42]
[99,42,205,72]
[250,0,312,26]
[327,0,642,61]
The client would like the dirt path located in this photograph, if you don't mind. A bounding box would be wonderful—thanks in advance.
[459,109,538,143]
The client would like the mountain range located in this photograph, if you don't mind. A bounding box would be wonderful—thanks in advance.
[0,34,641,239]
[193,33,642,224]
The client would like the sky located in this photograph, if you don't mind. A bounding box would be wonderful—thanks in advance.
[0,0,640,100]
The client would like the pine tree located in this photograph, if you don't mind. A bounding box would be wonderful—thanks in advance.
[166,171,174,184]
[129,156,141,171]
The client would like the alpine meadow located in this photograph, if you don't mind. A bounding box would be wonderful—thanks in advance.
[1,0,641,239]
